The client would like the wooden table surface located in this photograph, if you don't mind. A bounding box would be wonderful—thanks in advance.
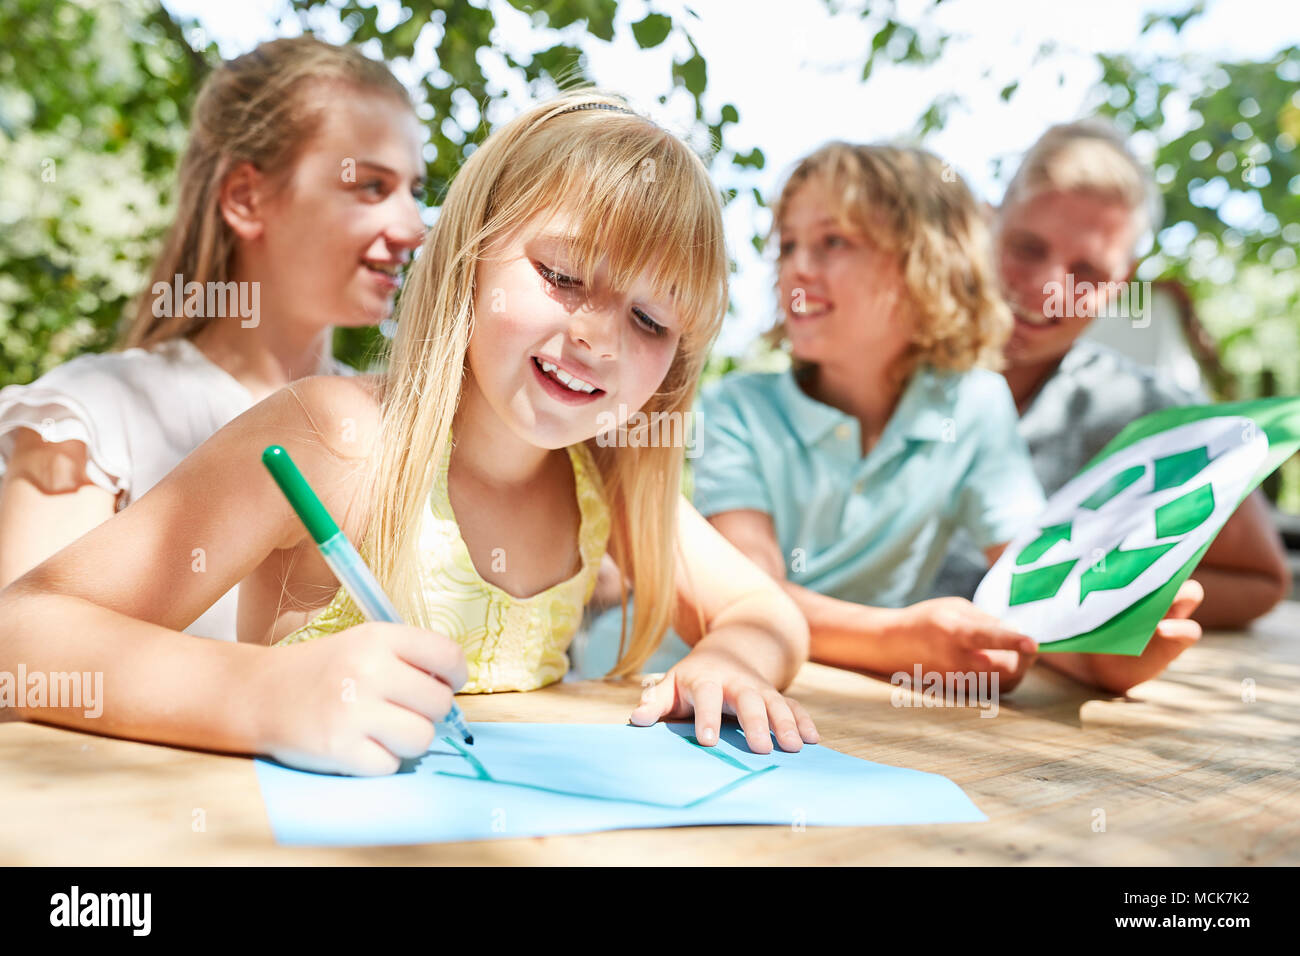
[3,601,1298,866]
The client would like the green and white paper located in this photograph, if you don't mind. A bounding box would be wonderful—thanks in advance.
[975,396,1300,655]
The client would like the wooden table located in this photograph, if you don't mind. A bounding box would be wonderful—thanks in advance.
[3,602,1298,865]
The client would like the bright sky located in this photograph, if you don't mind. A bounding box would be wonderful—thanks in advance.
[164,0,1300,353]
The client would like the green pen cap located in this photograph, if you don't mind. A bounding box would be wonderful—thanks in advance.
[261,445,340,545]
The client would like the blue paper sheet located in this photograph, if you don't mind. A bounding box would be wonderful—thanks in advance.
[254,722,985,846]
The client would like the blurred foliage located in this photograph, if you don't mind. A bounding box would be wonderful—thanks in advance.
[1087,11,1300,510]
[824,1,1299,509]
[2,0,1297,507]
[0,0,951,387]
[0,0,198,384]
[1093,43,1300,396]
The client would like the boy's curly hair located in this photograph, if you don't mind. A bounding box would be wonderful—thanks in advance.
[767,143,1012,382]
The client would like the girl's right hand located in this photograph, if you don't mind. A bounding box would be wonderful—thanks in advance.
[255,622,468,776]
[888,597,1038,691]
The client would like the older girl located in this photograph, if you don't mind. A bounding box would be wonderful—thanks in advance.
[0,36,426,640]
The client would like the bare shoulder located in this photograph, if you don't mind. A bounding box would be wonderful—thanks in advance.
[275,374,385,459]
[196,374,385,551]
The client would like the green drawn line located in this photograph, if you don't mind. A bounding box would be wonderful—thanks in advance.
[433,735,777,810]
[444,737,491,780]
[433,764,776,810]
[682,734,755,772]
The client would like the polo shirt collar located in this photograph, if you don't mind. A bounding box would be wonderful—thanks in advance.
[777,365,959,449]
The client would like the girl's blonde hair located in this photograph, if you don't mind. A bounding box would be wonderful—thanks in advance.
[1000,118,1161,255]
[366,90,728,678]
[767,143,1010,382]
[123,36,412,348]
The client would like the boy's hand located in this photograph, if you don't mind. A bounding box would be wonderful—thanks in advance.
[887,597,1039,691]
[628,643,819,755]
[257,622,467,776]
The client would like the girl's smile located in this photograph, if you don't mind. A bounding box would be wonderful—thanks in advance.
[529,354,606,405]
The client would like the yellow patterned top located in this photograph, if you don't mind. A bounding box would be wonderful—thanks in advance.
[275,434,611,693]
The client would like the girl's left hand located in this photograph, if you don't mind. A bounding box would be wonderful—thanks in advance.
[628,646,820,754]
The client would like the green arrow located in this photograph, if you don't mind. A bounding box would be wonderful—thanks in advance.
[1155,482,1215,538]
[1153,446,1210,491]
[1081,464,1145,510]
[1010,559,1077,605]
[1080,542,1178,601]
[1016,521,1073,566]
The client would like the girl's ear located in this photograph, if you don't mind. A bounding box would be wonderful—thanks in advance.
[219,161,267,241]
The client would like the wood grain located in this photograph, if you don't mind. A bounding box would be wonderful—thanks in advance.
[3,602,1297,865]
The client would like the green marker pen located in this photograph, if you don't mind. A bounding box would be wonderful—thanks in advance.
[261,444,474,746]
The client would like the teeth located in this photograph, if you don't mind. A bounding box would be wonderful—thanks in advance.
[538,359,597,394]
[366,261,399,276]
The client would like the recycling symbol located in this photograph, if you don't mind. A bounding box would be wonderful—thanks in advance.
[975,416,1269,643]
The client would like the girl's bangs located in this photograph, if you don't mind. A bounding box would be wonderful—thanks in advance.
[515,124,726,347]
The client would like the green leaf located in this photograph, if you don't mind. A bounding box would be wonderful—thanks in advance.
[631,12,672,48]
[672,51,707,97]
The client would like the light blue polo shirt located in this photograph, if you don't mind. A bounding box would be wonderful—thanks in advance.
[692,365,1046,608]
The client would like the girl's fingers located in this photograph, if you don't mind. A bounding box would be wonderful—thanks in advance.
[628,674,677,727]
[386,626,469,692]
[761,692,804,753]
[732,688,774,755]
[345,738,403,777]
[383,661,455,723]
[785,696,820,744]
[364,700,438,761]
[688,680,724,746]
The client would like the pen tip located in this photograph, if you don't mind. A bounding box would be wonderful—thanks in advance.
[465,734,475,746]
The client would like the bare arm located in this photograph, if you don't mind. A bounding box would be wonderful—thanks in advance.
[0,430,116,587]
[627,498,818,753]
[1187,490,1290,629]
[0,382,364,738]
[669,499,808,689]
[0,378,466,774]
[705,510,1033,681]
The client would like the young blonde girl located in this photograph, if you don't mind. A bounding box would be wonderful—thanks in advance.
[0,91,817,775]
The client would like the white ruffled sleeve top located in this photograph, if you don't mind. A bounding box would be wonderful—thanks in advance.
[0,337,348,642]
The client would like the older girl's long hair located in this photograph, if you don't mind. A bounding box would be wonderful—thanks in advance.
[365,90,728,678]
[123,36,411,348]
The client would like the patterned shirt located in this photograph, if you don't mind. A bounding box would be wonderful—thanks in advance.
[928,339,1207,599]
